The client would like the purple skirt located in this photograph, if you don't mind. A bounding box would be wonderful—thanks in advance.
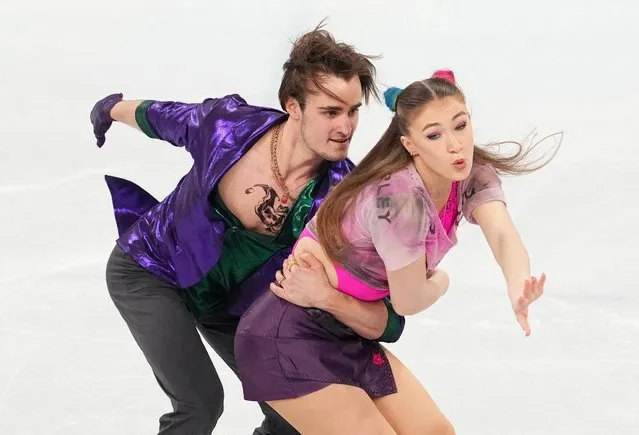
[235,291,397,402]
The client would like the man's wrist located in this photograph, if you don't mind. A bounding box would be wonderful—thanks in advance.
[109,101,121,120]
[313,284,343,312]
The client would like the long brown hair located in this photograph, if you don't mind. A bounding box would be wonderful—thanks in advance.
[278,19,380,110]
[316,75,562,265]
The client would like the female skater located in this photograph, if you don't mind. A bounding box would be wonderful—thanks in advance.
[234,69,558,434]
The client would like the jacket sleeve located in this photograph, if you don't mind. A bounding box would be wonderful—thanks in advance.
[134,98,223,157]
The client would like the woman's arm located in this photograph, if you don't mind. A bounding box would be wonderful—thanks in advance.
[386,258,449,316]
[472,200,546,335]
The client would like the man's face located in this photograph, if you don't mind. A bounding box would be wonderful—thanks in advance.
[298,75,363,162]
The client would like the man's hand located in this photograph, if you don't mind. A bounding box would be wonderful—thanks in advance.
[271,252,392,340]
[270,253,334,309]
[90,93,123,147]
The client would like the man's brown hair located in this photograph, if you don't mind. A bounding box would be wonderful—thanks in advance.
[278,20,380,110]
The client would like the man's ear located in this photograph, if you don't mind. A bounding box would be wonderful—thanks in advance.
[285,97,302,121]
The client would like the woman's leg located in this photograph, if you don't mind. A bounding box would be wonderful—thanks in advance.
[267,384,397,435]
[373,347,456,435]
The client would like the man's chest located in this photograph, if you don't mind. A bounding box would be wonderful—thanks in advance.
[216,153,294,236]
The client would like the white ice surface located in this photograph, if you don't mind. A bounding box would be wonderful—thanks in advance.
[1,1,638,434]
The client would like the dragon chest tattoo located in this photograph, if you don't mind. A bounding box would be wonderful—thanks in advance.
[245,184,290,233]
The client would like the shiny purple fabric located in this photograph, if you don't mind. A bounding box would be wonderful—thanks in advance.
[104,94,354,299]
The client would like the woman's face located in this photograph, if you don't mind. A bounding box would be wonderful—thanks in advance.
[401,96,474,182]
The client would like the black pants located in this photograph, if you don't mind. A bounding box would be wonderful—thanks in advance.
[105,245,299,435]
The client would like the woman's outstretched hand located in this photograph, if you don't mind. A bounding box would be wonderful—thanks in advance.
[511,273,546,336]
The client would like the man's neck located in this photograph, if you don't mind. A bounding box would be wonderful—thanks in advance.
[275,120,326,183]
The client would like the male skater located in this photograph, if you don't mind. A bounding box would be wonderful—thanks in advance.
[91,24,405,435]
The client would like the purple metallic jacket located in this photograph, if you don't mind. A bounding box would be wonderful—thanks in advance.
[104,94,354,312]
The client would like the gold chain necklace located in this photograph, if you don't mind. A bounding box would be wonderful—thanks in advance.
[270,123,293,205]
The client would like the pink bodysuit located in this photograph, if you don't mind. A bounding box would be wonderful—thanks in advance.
[296,162,506,301]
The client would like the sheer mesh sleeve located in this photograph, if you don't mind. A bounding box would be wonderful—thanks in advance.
[462,163,507,224]
[367,182,430,271]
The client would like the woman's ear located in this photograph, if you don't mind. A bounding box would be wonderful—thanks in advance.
[400,135,418,156]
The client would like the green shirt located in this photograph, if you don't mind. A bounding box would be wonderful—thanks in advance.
[181,178,318,318]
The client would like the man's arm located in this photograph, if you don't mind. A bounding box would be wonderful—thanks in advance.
[114,99,205,150]
[318,292,405,342]
[109,99,144,131]
[90,93,217,153]
[271,253,405,342]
